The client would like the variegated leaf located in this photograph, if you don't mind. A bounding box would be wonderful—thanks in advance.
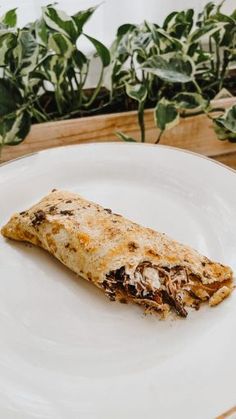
[83,34,110,67]
[42,6,77,42]
[222,105,236,133]
[142,55,194,83]
[35,18,48,46]
[44,55,67,85]
[0,32,16,66]
[0,79,22,116]
[125,83,147,102]
[155,99,179,131]
[174,92,208,110]
[48,32,74,58]
[14,30,39,76]
[72,6,97,33]
[189,22,226,43]
[0,110,31,146]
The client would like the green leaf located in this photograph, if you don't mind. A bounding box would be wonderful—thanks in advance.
[0,32,17,66]
[43,55,67,85]
[35,18,48,46]
[42,6,77,41]
[48,32,74,58]
[163,11,178,30]
[152,27,183,49]
[163,9,194,38]
[196,2,215,26]
[112,67,130,86]
[125,83,147,103]
[0,110,31,146]
[214,105,236,139]
[83,34,110,67]
[0,8,17,28]
[27,72,45,93]
[174,92,208,110]
[117,23,136,38]
[72,49,87,69]
[132,31,153,53]
[193,48,211,64]
[185,9,194,25]
[155,99,179,131]
[202,2,216,19]
[14,30,39,76]
[214,12,235,25]
[213,122,236,142]
[116,131,137,142]
[111,30,132,58]
[213,103,236,142]
[231,9,236,20]
[189,22,225,43]
[72,6,97,33]
[142,55,193,83]
[187,42,199,57]
[0,79,22,116]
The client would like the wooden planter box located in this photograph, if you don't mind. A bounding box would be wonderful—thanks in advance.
[1,97,236,168]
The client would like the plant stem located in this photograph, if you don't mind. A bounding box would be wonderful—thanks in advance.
[72,71,82,108]
[138,100,145,142]
[68,77,75,100]
[130,56,134,72]
[31,107,48,122]
[54,100,112,120]
[209,36,215,73]
[80,61,89,89]
[34,99,49,121]
[55,86,63,114]
[201,79,219,92]
[155,130,163,144]
[219,50,229,91]
[215,43,220,80]
[84,68,104,108]
[193,79,202,94]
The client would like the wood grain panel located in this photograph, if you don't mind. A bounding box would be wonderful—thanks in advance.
[1,98,236,168]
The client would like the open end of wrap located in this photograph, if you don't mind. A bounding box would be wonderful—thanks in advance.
[102,262,232,318]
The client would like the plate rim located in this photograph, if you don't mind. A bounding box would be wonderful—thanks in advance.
[0,141,236,419]
[1,142,235,175]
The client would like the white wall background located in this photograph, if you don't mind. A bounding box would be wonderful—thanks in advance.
[1,0,235,47]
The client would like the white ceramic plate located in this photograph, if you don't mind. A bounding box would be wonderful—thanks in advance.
[0,143,236,419]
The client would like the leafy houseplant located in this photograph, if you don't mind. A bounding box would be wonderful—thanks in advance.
[111,1,236,143]
[0,1,235,157]
[0,5,110,153]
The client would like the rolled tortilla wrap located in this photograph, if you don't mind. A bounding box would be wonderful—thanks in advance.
[1,190,233,318]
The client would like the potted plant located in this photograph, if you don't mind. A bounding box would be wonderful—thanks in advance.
[0,4,111,158]
[1,2,236,167]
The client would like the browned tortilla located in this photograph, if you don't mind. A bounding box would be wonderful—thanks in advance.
[1,190,234,317]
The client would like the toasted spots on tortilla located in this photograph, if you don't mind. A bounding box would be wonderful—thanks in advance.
[52,224,62,235]
[46,233,57,253]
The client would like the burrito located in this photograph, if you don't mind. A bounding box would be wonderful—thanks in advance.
[1,190,233,318]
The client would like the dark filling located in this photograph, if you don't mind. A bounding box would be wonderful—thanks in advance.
[161,290,187,317]
[102,262,210,318]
